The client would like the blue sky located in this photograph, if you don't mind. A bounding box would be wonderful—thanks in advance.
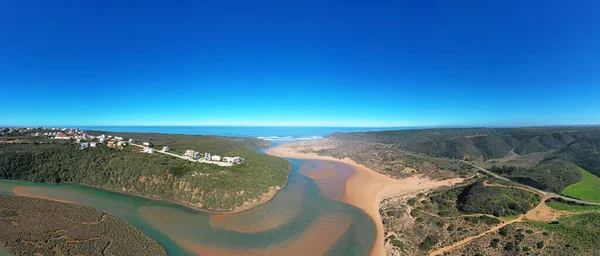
[1,0,599,127]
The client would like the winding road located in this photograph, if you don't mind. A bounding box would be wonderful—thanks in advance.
[460,160,600,206]
[130,143,233,167]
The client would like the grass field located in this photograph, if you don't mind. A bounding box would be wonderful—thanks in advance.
[546,199,600,212]
[562,167,600,202]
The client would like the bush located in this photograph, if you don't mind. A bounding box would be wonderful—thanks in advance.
[419,235,440,251]
[391,239,405,250]
[504,241,515,251]
[457,182,541,217]
[499,227,508,236]
[537,241,544,249]
[411,209,421,217]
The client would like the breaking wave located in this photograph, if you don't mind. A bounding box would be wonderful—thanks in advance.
[257,136,324,141]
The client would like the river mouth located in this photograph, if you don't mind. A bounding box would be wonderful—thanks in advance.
[0,156,376,255]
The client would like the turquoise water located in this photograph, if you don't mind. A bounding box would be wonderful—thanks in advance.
[0,157,376,255]
[0,246,12,256]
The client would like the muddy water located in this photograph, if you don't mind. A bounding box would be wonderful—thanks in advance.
[0,158,376,255]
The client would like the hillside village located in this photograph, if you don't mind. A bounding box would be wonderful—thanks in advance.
[1,127,244,167]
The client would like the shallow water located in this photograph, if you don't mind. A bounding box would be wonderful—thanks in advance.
[0,245,12,256]
[0,158,376,255]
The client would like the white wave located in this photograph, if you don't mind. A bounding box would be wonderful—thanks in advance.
[257,135,324,141]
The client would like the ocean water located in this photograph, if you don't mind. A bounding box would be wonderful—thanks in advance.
[78,126,416,140]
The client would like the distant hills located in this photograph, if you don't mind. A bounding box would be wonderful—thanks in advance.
[329,127,600,161]
[329,127,600,194]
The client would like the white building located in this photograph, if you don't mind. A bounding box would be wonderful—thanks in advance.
[211,155,222,161]
[90,142,97,148]
[117,141,127,147]
[80,142,89,150]
[162,146,170,152]
[185,150,200,158]
[143,147,155,153]
[223,156,244,163]
[143,142,150,146]
[129,138,135,143]
[54,133,70,140]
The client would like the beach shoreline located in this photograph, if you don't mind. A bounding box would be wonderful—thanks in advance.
[266,142,464,256]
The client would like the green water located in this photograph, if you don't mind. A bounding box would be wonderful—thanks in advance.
[0,246,12,256]
[0,158,376,255]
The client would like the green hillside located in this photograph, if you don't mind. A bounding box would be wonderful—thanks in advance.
[329,127,600,160]
[562,167,600,203]
[456,181,541,217]
[329,127,600,195]
[488,158,581,193]
[0,133,290,211]
[555,138,600,177]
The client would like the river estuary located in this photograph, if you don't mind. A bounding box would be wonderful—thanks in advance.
[0,152,377,255]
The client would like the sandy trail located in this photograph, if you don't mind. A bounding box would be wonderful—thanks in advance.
[266,144,463,256]
[431,181,559,255]
[429,215,524,256]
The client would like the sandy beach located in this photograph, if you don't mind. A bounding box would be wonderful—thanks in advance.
[266,143,464,256]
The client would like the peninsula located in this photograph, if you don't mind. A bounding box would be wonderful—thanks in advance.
[0,127,291,212]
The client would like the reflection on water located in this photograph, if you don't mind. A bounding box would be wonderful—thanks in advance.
[0,158,376,256]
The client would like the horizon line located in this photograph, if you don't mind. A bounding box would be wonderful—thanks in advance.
[3,124,600,129]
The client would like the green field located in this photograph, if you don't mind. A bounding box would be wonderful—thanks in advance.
[562,167,600,203]
[546,198,600,212]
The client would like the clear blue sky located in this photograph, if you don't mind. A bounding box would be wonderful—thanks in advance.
[1,0,599,127]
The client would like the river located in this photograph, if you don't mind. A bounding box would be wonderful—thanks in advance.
[0,151,377,255]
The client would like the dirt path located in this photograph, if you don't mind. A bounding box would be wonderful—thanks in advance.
[482,180,541,195]
[430,182,554,255]
[463,160,600,206]
[429,215,524,256]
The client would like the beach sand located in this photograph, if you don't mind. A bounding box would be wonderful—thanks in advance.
[266,143,464,256]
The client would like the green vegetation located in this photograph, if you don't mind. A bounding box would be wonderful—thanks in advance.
[0,133,290,211]
[529,213,600,252]
[464,215,502,225]
[489,159,581,193]
[457,182,541,217]
[418,235,440,251]
[546,198,600,211]
[329,127,600,160]
[330,127,600,196]
[562,167,600,202]
[0,195,166,255]
[556,138,600,177]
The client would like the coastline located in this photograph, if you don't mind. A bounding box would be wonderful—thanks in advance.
[266,142,464,256]
[2,159,291,216]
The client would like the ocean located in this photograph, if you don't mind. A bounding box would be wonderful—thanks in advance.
[77,126,419,140]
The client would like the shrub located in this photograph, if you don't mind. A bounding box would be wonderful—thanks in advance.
[411,209,421,217]
[419,235,440,251]
[537,241,544,249]
[504,242,515,251]
[499,227,508,236]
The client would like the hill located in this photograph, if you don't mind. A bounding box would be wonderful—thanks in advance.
[329,127,600,194]
[329,127,600,161]
[0,132,290,212]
